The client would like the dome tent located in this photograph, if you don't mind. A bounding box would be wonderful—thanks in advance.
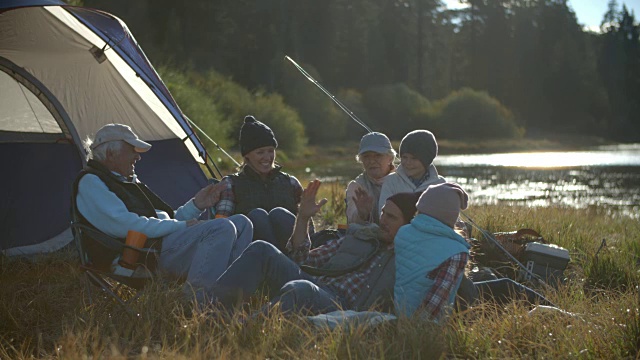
[0,0,213,255]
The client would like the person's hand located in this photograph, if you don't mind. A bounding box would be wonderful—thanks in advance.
[194,182,225,210]
[353,187,373,221]
[298,179,328,220]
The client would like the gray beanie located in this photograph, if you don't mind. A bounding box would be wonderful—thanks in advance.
[399,130,438,168]
[416,182,468,228]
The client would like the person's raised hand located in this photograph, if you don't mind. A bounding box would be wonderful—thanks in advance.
[298,179,328,220]
[353,186,374,220]
[194,181,226,210]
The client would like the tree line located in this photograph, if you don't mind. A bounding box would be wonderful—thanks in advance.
[82,0,640,145]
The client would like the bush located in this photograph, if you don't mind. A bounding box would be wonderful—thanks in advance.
[159,66,233,154]
[201,70,307,155]
[336,88,373,139]
[250,91,308,156]
[362,83,434,139]
[280,62,349,144]
[160,67,307,156]
[433,88,524,140]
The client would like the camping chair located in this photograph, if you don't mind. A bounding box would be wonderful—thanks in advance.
[70,200,158,315]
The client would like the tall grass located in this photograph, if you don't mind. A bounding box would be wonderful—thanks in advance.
[1,204,638,359]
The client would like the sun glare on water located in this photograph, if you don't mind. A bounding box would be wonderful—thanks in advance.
[437,147,640,168]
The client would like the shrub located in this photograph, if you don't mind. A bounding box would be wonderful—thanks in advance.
[250,91,307,156]
[433,88,524,140]
[159,66,233,153]
[201,70,307,155]
[336,88,373,139]
[280,62,349,144]
[160,67,307,156]
[362,83,434,139]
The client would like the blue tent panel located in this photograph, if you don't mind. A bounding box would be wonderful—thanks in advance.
[135,138,209,209]
[0,142,82,250]
[0,139,208,251]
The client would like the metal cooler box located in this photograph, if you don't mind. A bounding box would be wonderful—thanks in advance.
[521,242,570,284]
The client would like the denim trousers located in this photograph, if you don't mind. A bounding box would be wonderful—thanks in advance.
[158,214,252,291]
[209,240,344,314]
[246,207,296,251]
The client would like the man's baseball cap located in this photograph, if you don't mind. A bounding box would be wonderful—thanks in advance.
[91,123,152,152]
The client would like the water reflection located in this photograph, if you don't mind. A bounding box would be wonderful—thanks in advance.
[436,144,640,219]
[436,144,640,168]
[310,144,640,219]
[441,166,640,219]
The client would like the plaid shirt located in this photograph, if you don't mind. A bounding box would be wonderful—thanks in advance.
[287,236,394,308]
[420,252,468,320]
[214,174,303,217]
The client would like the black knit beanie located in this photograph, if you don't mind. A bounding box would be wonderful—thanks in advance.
[387,192,422,224]
[399,130,438,168]
[239,115,278,156]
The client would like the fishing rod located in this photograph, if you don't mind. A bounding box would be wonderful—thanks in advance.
[285,55,552,289]
[285,55,374,133]
[185,115,241,168]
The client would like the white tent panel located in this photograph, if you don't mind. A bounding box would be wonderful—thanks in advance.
[0,70,60,133]
[0,7,199,159]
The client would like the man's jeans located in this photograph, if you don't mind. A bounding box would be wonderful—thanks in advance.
[159,215,252,291]
[246,207,296,251]
[209,240,344,314]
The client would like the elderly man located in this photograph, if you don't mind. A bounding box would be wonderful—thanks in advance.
[203,181,424,314]
[73,123,252,294]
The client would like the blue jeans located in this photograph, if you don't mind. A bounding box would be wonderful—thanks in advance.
[159,215,252,291]
[208,241,344,314]
[247,207,296,251]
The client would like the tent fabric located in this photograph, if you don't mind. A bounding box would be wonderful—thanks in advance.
[0,70,61,133]
[0,7,188,148]
[0,139,207,253]
[0,0,64,10]
[67,7,178,110]
[0,1,211,255]
[0,142,82,251]
[0,59,66,136]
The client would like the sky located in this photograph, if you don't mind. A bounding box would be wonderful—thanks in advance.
[443,0,640,32]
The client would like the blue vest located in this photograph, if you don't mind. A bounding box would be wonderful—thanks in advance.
[394,214,470,318]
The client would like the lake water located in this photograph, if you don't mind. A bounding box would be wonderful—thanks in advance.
[309,144,640,219]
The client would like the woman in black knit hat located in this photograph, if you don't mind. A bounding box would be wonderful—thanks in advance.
[213,115,304,251]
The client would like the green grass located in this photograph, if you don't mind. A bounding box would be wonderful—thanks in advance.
[1,203,639,359]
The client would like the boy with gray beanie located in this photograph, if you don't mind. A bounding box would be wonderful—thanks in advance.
[394,182,471,320]
[377,130,445,215]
